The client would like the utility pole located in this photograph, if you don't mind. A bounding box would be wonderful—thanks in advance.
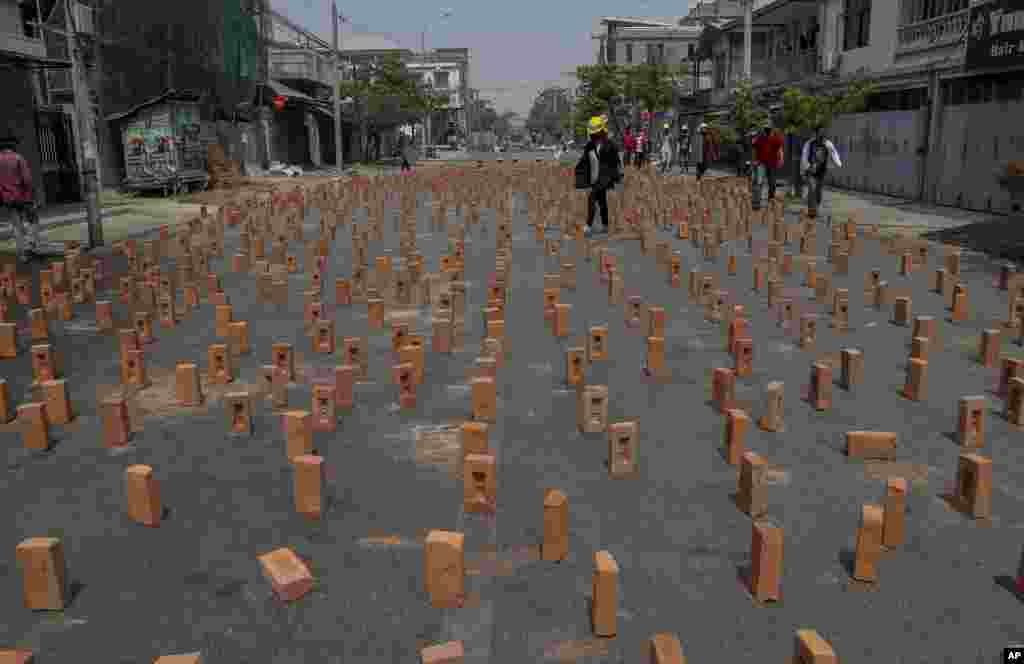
[332,1,344,172]
[65,0,102,249]
[742,0,752,82]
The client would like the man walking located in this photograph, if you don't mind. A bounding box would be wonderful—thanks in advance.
[694,123,718,180]
[800,125,842,218]
[659,124,673,175]
[0,134,40,262]
[678,125,691,174]
[581,116,621,238]
[752,123,785,202]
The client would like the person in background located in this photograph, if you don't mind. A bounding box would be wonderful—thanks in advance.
[800,125,842,218]
[622,127,635,168]
[752,122,785,200]
[678,125,691,174]
[659,124,673,175]
[582,115,621,238]
[694,123,719,180]
[0,133,40,262]
[636,126,648,169]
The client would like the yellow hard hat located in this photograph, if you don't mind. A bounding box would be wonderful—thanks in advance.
[664,123,670,129]
[588,116,607,135]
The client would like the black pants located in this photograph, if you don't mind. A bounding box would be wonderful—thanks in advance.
[587,187,609,228]
[765,166,777,199]
[400,157,411,171]
[696,162,708,179]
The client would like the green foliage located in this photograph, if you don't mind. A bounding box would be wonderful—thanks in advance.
[781,78,878,133]
[527,88,574,140]
[625,63,674,121]
[573,63,627,135]
[729,79,768,134]
[338,54,422,128]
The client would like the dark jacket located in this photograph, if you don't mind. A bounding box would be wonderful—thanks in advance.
[583,138,622,191]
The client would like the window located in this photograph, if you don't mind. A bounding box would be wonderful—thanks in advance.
[658,43,665,63]
[626,43,633,63]
[435,71,450,89]
[843,0,872,50]
[904,0,968,24]
[688,43,696,59]
[607,39,617,63]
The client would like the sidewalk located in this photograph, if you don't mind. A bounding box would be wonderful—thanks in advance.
[690,166,997,233]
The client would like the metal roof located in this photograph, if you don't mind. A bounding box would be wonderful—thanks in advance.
[105,89,203,122]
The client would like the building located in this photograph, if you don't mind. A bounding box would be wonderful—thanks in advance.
[405,47,470,146]
[697,0,1024,212]
[1,0,77,207]
[266,8,338,168]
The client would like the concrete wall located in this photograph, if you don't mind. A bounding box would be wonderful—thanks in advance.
[825,109,927,199]
[925,99,1024,213]
[819,0,900,76]
[0,67,45,205]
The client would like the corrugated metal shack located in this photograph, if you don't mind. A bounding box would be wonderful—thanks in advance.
[107,89,210,194]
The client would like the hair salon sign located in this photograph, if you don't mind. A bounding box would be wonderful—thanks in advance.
[966,0,1024,69]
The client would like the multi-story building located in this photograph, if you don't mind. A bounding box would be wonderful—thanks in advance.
[700,0,1024,213]
[405,47,470,146]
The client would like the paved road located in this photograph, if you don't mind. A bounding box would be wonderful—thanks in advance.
[1,165,1023,662]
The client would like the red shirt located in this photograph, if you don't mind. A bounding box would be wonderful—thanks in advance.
[0,149,33,203]
[753,134,785,169]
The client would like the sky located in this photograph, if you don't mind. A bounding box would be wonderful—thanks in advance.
[270,0,692,116]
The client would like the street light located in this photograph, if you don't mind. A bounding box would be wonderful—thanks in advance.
[331,2,350,172]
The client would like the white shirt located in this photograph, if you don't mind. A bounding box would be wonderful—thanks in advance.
[800,137,842,174]
[589,142,601,186]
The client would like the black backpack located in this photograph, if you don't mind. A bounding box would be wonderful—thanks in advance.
[574,152,591,190]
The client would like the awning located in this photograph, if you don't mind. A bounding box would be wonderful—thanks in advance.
[105,89,203,122]
[265,79,314,102]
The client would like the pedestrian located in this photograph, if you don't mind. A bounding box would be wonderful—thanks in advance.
[579,115,621,238]
[800,125,842,219]
[678,125,691,174]
[636,127,648,169]
[659,124,673,175]
[694,123,718,180]
[623,127,635,168]
[0,133,40,262]
[752,122,785,201]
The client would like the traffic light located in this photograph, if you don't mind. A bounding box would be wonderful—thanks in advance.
[273,96,287,112]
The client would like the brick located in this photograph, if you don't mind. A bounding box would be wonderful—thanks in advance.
[174,363,203,406]
[542,489,569,562]
[257,547,313,602]
[284,411,313,459]
[853,504,884,583]
[335,365,355,409]
[727,318,748,355]
[956,453,992,519]
[17,403,49,451]
[910,336,929,361]
[882,477,907,549]
[724,409,749,466]
[980,329,1000,368]
[758,381,785,432]
[125,464,162,527]
[840,348,863,390]
[648,633,685,664]
[608,420,639,477]
[134,311,154,343]
[737,451,768,518]
[460,421,490,458]
[463,453,497,513]
[394,362,417,409]
[29,309,47,342]
[811,362,827,409]
[15,537,67,610]
[0,378,11,423]
[31,344,57,385]
[0,322,16,359]
[591,551,619,637]
[646,336,665,374]
[424,530,465,608]
[587,325,608,362]
[1000,358,1024,396]
[578,384,609,433]
[957,396,986,448]
[42,379,73,425]
[292,455,324,520]
[750,521,783,602]
[1008,377,1024,426]
[225,392,253,436]
[312,385,337,432]
[912,315,939,348]
[0,650,35,664]
[420,641,464,664]
[553,303,571,338]
[227,320,250,355]
[845,431,897,460]
[271,343,295,381]
[208,344,233,384]
[902,358,927,401]
[102,396,131,447]
[712,367,736,413]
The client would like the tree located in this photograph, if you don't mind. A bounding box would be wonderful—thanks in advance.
[492,111,517,139]
[623,63,675,140]
[527,87,573,142]
[338,54,421,161]
[573,64,627,138]
[780,77,877,193]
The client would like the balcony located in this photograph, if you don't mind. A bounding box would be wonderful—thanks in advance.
[724,51,819,90]
[268,49,332,86]
[0,30,46,60]
[896,9,970,56]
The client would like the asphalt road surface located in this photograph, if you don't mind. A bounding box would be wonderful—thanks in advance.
[1,169,1023,663]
